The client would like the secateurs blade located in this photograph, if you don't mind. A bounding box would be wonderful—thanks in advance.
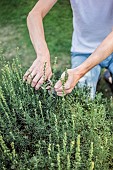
[41,79,57,97]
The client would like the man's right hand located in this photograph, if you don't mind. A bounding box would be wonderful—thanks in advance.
[23,57,52,90]
[23,0,57,90]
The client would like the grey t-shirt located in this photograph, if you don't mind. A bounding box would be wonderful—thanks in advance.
[70,0,113,53]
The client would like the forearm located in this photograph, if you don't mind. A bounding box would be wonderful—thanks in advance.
[76,31,113,77]
[27,0,57,59]
[27,12,49,59]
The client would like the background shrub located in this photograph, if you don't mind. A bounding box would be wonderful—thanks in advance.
[0,58,113,170]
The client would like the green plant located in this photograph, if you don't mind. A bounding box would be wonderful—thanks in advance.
[0,58,113,170]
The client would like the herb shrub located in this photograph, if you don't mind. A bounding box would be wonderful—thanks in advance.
[0,58,113,170]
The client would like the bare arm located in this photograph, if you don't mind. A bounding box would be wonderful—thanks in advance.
[55,31,113,96]
[27,0,57,56]
[23,0,57,90]
[77,30,113,77]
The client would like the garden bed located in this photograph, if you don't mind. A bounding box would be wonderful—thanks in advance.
[0,58,113,170]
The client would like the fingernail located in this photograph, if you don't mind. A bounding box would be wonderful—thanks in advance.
[35,86,39,90]
[31,83,35,87]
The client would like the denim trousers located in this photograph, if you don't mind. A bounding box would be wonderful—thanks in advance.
[71,52,113,99]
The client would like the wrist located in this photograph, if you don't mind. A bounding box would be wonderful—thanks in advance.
[36,46,50,60]
[73,65,86,79]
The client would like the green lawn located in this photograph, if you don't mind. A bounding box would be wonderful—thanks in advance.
[0,0,72,68]
[0,0,112,97]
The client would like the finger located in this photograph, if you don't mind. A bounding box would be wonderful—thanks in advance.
[46,85,51,90]
[57,92,64,97]
[57,88,72,94]
[55,86,63,92]
[23,67,33,81]
[31,73,41,87]
[48,72,52,80]
[26,69,36,84]
[54,80,62,90]
[27,75,32,84]
[65,88,73,94]
[35,75,47,90]
[57,92,66,96]
[29,69,37,79]
[57,89,72,96]
[55,82,70,92]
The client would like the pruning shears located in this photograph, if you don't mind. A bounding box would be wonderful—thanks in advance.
[41,79,57,97]
[44,70,68,97]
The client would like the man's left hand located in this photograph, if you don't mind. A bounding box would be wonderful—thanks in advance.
[54,68,81,96]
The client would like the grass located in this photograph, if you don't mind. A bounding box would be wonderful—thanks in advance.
[0,0,72,68]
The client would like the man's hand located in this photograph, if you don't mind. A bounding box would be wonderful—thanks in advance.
[54,68,81,96]
[54,29,113,97]
[23,0,57,90]
[23,57,52,90]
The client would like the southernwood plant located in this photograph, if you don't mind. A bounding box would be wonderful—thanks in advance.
[0,56,113,170]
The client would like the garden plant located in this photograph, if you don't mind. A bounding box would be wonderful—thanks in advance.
[0,54,113,170]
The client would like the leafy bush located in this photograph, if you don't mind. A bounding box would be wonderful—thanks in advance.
[0,58,113,170]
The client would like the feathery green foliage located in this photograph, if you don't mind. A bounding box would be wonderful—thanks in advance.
[0,57,113,170]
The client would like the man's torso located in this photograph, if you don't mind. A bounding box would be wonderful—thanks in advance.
[70,0,113,53]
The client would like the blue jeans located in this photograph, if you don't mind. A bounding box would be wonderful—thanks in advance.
[71,52,113,99]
